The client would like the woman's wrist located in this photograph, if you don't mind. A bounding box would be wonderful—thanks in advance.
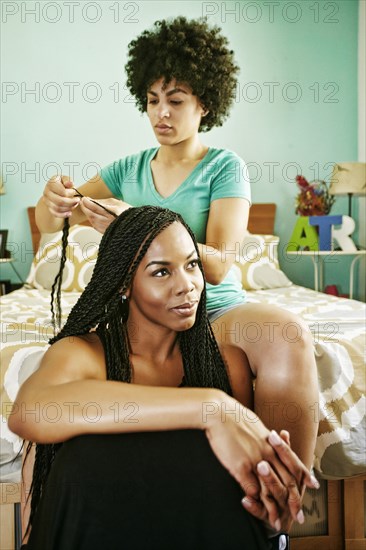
[199,389,233,432]
[35,197,65,233]
[196,243,230,285]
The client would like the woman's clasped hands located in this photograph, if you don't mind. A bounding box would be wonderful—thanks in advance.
[204,392,319,534]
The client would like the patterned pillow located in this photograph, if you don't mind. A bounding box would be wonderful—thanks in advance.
[26,225,102,292]
[234,233,292,290]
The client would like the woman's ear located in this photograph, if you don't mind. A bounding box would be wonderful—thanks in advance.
[199,102,209,117]
[119,287,130,299]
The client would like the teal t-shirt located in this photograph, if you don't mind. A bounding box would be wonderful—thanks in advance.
[100,147,251,311]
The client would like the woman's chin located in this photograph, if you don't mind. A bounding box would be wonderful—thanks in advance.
[175,317,197,332]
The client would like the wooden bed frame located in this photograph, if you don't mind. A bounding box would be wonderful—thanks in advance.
[2,204,364,550]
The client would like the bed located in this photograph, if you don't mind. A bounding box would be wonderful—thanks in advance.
[1,204,365,549]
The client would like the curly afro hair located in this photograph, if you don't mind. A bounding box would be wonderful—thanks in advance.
[125,16,240,132]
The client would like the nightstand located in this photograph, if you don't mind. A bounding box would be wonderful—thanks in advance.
[344,475,366,549]
[286,250,366,298]
[0,258,24,293]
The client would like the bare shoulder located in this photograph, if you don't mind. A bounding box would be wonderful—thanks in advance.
[36,332,107,384]
[218,343,254,407]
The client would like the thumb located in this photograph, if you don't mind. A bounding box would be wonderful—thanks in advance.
[280,430,291,446]
[59,175,74,189]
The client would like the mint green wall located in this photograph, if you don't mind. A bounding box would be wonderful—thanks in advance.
[1,0,359,297]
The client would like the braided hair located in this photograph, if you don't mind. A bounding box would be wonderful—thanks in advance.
[26,205,232,531]
[50,218,70,330]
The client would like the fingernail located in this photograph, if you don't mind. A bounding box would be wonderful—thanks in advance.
[268,430,282,446]
[257,461,270,476]
[274,519,281,531]
[297,509,305,524]
[242,497,252,508]
[311,475,320,489]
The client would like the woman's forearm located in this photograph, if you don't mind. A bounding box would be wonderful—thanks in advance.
[35,195,88,233]
[9,380,223,444]
[199,198,249,284]
[35,196,67,233]
[197,243,235,285]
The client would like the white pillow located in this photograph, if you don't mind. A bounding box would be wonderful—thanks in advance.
[235,233,292,290]
[26,225,102,292]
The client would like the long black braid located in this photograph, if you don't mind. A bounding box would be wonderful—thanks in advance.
[49,191,117,331]
[50,217,70,330]
[25,206,232,533]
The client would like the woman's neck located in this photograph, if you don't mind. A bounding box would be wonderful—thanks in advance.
[157,136,208,164]
[126,319,179,365]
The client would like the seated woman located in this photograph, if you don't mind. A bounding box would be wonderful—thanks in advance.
[9,206,318,550]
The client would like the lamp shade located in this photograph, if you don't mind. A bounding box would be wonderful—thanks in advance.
[329,162,366,195]
[0,176,5,196]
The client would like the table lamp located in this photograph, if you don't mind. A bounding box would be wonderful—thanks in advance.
[328,162,366,217]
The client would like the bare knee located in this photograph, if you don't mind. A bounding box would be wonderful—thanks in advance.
[280,311,313,351]
[249,309,316,379]
[212,304,316,375]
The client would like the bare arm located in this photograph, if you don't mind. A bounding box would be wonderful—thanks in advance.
[79,196,250,282]
[8,336,269,501]
[9,337,318,489]
[8,337,216,443]
[198,198,249,285]
[37,174,249,283]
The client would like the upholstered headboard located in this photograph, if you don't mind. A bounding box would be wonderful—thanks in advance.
[27,203,277,254]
